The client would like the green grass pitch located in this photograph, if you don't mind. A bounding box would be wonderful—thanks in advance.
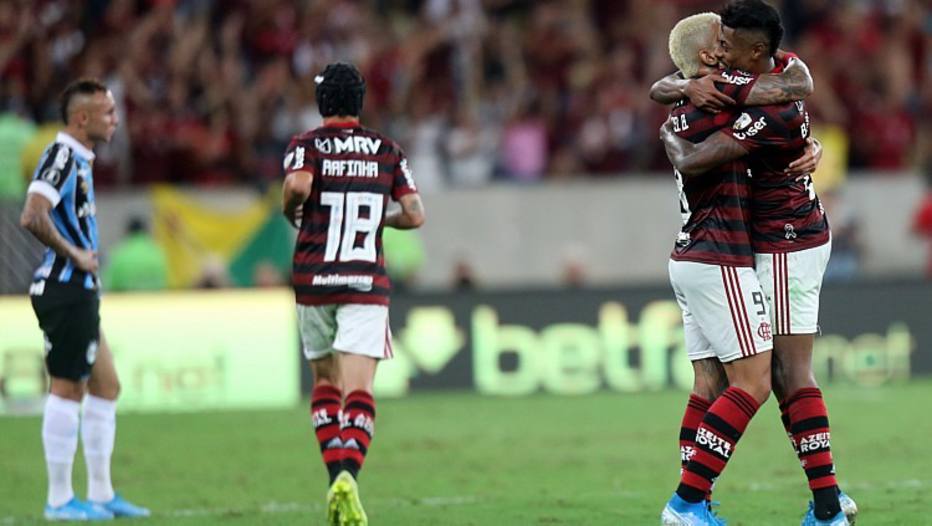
[1,381,929,525]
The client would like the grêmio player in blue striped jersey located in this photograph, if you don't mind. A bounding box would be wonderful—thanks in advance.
[20,79,149,521]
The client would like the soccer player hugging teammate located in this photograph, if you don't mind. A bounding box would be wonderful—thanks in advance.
[20,79,149,520]
[657,1,856,525]
[281,63,425,526]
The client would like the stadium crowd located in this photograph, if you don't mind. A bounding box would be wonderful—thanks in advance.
[0,0,928,195]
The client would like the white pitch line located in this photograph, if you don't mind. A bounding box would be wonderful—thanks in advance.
[0,496,480,525]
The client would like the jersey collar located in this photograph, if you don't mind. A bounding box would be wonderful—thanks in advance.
[56,131,96,161]
[323,120,360,129]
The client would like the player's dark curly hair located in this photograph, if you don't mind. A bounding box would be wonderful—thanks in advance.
[59,78,108,124]
[721,0,784,56]
[315,63,366,117]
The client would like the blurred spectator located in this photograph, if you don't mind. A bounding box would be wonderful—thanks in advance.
[560,244,589,288]
[252,260,286,288]
[0,0,925,186]
[103,217,168,292]
[195,254,231,289]
[913,171,932,278]
[452,257,477,290]
[446,108,496,186]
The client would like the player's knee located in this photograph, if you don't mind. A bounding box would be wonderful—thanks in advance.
[109,379,122,399]
[50,378,86,401]
[782,368,818,395]
[771,366,788,401]
[692,379,723,401]
[89,379,120,400]
[310,357,339,385]
[731,363,771,404]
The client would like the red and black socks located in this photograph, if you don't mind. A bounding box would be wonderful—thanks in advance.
[311,385,344,484]
[677,387,761,503]
[785,387,841,520]
[680,395,712,471]
[340,390,376,480]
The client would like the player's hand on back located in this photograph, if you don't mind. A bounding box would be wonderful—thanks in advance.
[685,74,735,114]
[71,248,99,274]
[786,137,822,178]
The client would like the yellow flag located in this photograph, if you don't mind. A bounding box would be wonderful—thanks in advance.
[151,186,273,288]
[811,124,849,194]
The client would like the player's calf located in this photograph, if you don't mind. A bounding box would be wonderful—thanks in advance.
[786,387,843,521]
[311,384,346,485]
[339,390,376,480]
[679,394,711,472]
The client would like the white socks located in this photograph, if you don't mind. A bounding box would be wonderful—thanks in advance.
[42,395,80,507]
[42,394,118,507]
[81,395,116,503]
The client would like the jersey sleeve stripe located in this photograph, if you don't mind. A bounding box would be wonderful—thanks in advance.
[27,180,62,207]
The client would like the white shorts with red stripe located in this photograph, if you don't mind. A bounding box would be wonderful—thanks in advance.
[297,304,394,361]
[755,240,831,336]
[669,259,774,363]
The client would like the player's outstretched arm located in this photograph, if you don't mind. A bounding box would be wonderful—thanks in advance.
[385,193,425,230]
[660,120,748,178]
[20,193,98,273]
[743,56,814,106]
[650,72,736,113]
[282,170,312,228]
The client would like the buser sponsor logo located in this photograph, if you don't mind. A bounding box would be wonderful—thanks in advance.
[696,427,733,458]
[721,71,754,85]
[798,432,831,453]
[733,113,753,131]
[733,116,767,140]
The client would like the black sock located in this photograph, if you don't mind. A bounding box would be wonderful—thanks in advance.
[813,486,842,520]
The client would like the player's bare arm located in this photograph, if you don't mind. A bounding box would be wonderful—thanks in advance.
[650,72,736,112]
[743,57,813,105]
[20,193,98,273]
[282,170,313,228]
[385,193,425,230]
[650,57,813,111]
[660,120,748,178]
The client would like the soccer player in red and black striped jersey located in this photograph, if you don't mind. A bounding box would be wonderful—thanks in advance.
[281,63,425,526]
[660,2,855,525]
[657,13,789,525]
[653,14,828,526]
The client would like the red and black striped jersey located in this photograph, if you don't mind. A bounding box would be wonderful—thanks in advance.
[284,123,418,306]
[722,98,830,253]
[668,70,757,267]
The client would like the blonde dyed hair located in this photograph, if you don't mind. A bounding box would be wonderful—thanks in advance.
[668,13,720,79]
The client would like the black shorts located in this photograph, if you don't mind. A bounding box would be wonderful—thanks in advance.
[30,281,100,381]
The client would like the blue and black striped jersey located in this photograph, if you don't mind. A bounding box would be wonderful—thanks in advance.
[27,132,99,291]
